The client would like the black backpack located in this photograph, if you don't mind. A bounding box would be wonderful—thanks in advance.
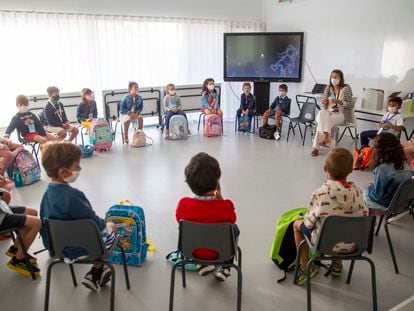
[259,124,276,140]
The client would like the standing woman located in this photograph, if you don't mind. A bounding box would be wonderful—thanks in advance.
[77,88,98,129]
[311,69,352,157]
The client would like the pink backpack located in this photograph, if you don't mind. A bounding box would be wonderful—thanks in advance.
[204,114,222,137]
[89,118,113,152]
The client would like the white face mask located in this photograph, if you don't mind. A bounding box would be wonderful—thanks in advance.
[279,91,286,98]
[169,90,176,96]
[63,170,80,183]
[331,78,340,86]
[18,106,29,113]
[388,106,398,113]
[207,84,215,91]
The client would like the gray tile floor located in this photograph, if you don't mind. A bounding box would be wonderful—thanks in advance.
[0,120,413,311]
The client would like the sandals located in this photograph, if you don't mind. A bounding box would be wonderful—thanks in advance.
[319,141,330,148]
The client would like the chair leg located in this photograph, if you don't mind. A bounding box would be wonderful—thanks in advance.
[181,261,187,288]
[108,263,116,311]
[169,263,179,311]
[293,240,306,285]
[15,231,36,280]
[231,264,243,311]
[338,127,347,142]
[237,247,242,269]
[287,122,292,142]
[346,260,355,284]
[197,113,203,132]
[302,125,308,146]
[119,246,131,290]
[361,256,378,311]
[306,258,316,311]
[384,219,399,274]
[69,264,77,286]
[44,260,62,311]
[375,215,384,236]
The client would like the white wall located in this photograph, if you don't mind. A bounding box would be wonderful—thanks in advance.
[0,0,262,21]
[262,0,414,108]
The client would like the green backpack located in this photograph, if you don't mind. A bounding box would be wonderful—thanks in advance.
[270,207,308,282]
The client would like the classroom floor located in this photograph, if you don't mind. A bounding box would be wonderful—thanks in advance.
[1,120,413,311]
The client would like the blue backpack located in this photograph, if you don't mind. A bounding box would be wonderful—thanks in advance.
[238,115,250,132]
[106,200,148,266]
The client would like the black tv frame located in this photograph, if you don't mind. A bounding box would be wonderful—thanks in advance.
[223,32,304,82]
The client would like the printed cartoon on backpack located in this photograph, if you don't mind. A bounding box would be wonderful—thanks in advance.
[89,118,113,152]
[204,114,222,137]
[169,115,189,140]
[238,115,250,132]
[106,200,148,266]
[8,149,41,187]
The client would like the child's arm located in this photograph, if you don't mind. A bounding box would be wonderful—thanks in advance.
[270,97,278,110]
[163,96,171,112]
[60,104,69,124]
[93,102,98,118]
[281,97,291,114]
[176,96,183,111]
[201,93,210,109]
[248,95,256,111]
[44,103,61,127]
[119,96,128,114]
[76,104,83,123]
[69,192,106,231]
[4,116,17,137]
[136,97,144,114]
[33,113,47,136]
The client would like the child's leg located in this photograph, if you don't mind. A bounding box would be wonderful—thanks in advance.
[123,120,131,142]
[68,126,79,142]
[33,135,48,144]
[0,150,13,175]
[137,115,144,130]
[204,109,212,115]
[262,109,271,125]
[274,109,282,130]
[0,189,11,204]
[14,216,41,260]
[293,220,308,269]
[165,111,174,130]
[57,129,67,140]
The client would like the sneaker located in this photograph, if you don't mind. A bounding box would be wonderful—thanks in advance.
[274,131,281,141]
[7,257,40,277]
[99,265,112,287]
[5,246,37,264]
[295,265,319,286]
[214,267,231,282]
[81,270,99,292]
[330,262,343,277]
[198,265,215,277]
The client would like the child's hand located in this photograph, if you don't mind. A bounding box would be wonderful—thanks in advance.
[321,98,329,105]
[106,222,116,232]
[366,182,374,190]
[380,123,390,129]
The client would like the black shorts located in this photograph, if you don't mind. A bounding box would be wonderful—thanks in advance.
[300,222,313,242]
[0,206,26,231]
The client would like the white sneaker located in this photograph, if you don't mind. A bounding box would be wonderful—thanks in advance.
[198,265,215,276]
[274,131,281,141]
[214,267,231,282]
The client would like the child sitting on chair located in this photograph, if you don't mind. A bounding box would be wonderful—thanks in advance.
[176,152,237,282]
[163,83,189,138]
[77,88,98,129]
[4,95,56,145]
[40,142,115,291]
[364,133,412,213]
[0,188,41,277]
[236,82,255,131]
[262,84,291,140]
[44,86,79,142]
[119,81,144,144]
[201,78,222,116]
[293,148,368,285]
[359,97,404,148]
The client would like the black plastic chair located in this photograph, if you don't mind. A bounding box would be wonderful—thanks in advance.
[43,219,131,311]
[374,178,414,274]
[286,100,318,146]
[293,216,377,311]
[0,227,38,280]
[169,221,242,311]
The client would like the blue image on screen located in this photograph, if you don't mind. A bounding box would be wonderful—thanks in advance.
[269,44,299,78]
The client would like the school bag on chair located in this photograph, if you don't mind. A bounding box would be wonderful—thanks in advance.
[353,147,374,170]
[130,129,153,147]
[204,114,222,137]
[259,124,276,140]
[169,115,189,140]
[89,118,113,152]
[8,149,41,187]
[106,200,149,266]
[270,207,308,283]
[238,115,250,132]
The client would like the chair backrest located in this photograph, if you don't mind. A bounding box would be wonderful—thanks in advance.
[44,219,106,259]
[178,221,238,262]
[386,178,414,216]
[298,102,317,123]
[314,216,376,256]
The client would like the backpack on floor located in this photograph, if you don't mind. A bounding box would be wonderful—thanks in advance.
[89,118,113,152]
[166,250,200,271]
[79,145,94,158]
[259,124,276,140]
[169,115,189,140]
[353,147,374,170]
[106,200,148,266]
[204,114,222,137]
[270,207,308,283]
[130,129,153,148]
[8,149,41,187]
[238,115,250,132]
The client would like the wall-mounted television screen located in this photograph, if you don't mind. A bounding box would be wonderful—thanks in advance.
[224,32,304,82]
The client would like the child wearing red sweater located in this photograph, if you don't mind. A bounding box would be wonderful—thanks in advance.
[176,152,237,282]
